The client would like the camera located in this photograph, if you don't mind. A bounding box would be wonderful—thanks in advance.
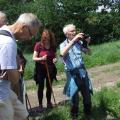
[83,34,90,39]
[81,34,90,48]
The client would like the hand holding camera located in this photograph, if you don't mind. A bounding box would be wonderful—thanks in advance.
[79,34,92,55]
[72,33,91,49]
[72,33,84,43]
[80,34,91,48]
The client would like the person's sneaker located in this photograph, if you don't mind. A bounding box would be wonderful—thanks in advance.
[85,114,93,120]
[71,113,78,120]
[70,105,78,120]
[84,106,92,116]
[47,102,53,109]
[84,104,92,115]
[35,104,43,112]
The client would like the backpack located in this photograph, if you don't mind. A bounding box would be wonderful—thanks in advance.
[0,30,12,37]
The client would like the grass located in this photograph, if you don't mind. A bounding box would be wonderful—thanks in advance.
[24,40,120,120]
[24,53,34,80]
[84,40,120,68]
[29,83,120,120]
[24,40,120,80]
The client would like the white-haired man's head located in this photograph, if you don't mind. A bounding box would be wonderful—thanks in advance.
[0,11,8,27]
[63,24,76,35]
[16,13,42,29]
[63,24,76,40]
[14,13,42,41]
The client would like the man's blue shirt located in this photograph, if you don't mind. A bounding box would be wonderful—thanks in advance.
[60,39,93,97]
[60,39,84,71]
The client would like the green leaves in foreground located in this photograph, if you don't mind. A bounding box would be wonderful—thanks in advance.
[92,86,120,119]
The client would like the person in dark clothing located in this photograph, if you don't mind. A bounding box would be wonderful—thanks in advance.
[33,29,57,111]
[17,48,27,103]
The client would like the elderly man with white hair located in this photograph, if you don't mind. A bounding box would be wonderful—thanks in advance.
[0,11,8,27]
[60,24,93,119]
[0,13,42,120]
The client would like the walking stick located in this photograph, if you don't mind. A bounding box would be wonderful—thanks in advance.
[25,93,32,111]
[45,62,57,106]
[19,75,31,120]
[25,93,31,120]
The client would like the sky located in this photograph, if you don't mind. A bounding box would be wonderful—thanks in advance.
[96,5,111,12]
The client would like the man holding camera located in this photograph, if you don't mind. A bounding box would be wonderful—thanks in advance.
[60,24,93,119]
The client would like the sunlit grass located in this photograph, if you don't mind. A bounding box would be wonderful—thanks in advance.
[29,84,120,120]
[24,40,120,80]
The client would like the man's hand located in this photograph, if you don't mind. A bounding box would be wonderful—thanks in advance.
[72,33,84,43]
[53,58,57,64]
[85,37,91,44]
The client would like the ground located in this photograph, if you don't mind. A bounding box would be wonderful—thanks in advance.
[26,61,120,108]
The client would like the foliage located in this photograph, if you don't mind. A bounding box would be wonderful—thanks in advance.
[92,86,120,119]
[24,40,120,80]
[29,85,120,120]
[0,0,120,51]
[84,40,120,68]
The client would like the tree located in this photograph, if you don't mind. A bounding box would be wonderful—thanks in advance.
[0,0,119,51]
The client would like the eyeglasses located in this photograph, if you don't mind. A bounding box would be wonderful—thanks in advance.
[27,27,34,38]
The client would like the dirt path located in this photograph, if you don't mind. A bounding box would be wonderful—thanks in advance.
[26,62,120,108]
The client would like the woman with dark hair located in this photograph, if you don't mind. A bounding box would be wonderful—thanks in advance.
[33,29,57,111]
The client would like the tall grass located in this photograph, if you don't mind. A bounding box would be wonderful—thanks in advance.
[24,53,34,80]
[29,84,120,120]
[84,41,120,68]
[24,40,120,80]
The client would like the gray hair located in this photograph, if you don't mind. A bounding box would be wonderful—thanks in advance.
[63,24,76,35]
[16,13,42,29]
[0,11,8,26]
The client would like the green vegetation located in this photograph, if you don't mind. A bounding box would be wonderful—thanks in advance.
[0,0,120,51]
[24,53,34,80]
[29,84,120,120]
[0,1,120,119]
[24,40,120,80]
[84,40,120,68]
[25,39,120,119]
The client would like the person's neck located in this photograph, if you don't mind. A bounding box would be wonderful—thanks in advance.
[7,23,22,40]
[44,44,50,49]
[8,24,16,33]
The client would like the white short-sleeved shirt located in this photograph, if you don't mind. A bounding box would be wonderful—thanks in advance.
[0,25,17,101]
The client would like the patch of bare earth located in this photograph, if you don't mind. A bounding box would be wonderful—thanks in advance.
[26,62,120,108]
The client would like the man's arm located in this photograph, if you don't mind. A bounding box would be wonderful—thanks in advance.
[7,69,20,85]
[60,40,74,56]
[60,33,84,56]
